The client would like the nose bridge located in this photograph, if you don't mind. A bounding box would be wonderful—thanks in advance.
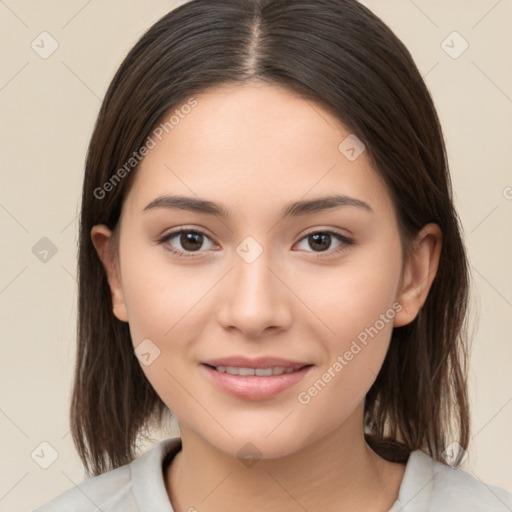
[235,245,275,298]
[216,238,291,336]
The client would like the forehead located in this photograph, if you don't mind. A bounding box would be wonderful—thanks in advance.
[123,82,394,221]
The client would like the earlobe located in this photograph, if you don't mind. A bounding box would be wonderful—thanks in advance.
[90,224,129,322]
[393,223,442,327]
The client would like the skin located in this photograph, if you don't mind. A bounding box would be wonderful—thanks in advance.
[92,81,442,512]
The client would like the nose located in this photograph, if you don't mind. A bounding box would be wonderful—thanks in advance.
[216,250,293,339]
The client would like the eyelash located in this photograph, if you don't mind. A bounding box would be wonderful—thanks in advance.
[157,227,354,259]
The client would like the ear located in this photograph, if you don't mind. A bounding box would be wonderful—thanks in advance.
[90,224,128,322]
[393,223,442,327]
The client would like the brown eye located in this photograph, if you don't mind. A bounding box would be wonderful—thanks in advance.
[308,233,332,252]
[296,230,354,256]
[179,231,204,251]
[158,228,215,257]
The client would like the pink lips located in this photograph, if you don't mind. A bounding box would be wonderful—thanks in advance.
[200,356,313,401]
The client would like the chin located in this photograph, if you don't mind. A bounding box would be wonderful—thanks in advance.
[197,423,319,463]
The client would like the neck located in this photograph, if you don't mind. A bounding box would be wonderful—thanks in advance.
[165,405,405,512]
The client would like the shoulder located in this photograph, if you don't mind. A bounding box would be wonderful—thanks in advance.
[390,450,512,512]
[29,464,134,512]
[28,437,182,512]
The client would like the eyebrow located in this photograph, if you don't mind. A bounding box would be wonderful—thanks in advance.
[142,194,374,219]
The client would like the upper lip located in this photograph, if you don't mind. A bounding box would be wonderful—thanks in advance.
[202,356,312,369]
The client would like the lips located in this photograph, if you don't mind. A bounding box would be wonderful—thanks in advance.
[200,356,314,400]
[212,365,304,376]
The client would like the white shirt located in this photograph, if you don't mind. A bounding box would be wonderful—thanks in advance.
[29,437,512,511]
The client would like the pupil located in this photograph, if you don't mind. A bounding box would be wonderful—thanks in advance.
[181,232,203,251]
[310,233,330,251]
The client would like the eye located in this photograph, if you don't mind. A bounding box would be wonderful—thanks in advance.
[295,230,354,256]
[157,227,354,259]
[157,228,215,257]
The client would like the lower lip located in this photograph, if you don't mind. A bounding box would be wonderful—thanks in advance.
[200,364,313,401]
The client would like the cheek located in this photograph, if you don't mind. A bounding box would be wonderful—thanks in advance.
[119,233,209,342]
[303,232,403,345]
[118,244,208,417]
[296,234,403,404]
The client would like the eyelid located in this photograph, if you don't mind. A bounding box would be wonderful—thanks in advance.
[157,226,216,257]
[300,226,352,240]
[294,228,354,257]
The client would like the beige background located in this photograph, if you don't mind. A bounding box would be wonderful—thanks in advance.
[0,1,511,510]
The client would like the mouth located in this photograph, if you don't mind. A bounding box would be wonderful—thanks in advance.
[204,364,310,376]
[200,360,314,400]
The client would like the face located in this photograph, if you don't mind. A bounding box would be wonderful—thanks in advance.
[92,81,439,460]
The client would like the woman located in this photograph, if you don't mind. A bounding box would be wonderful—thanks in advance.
[31,0,512,510]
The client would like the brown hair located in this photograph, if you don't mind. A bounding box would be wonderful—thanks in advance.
[72,0,470,476]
